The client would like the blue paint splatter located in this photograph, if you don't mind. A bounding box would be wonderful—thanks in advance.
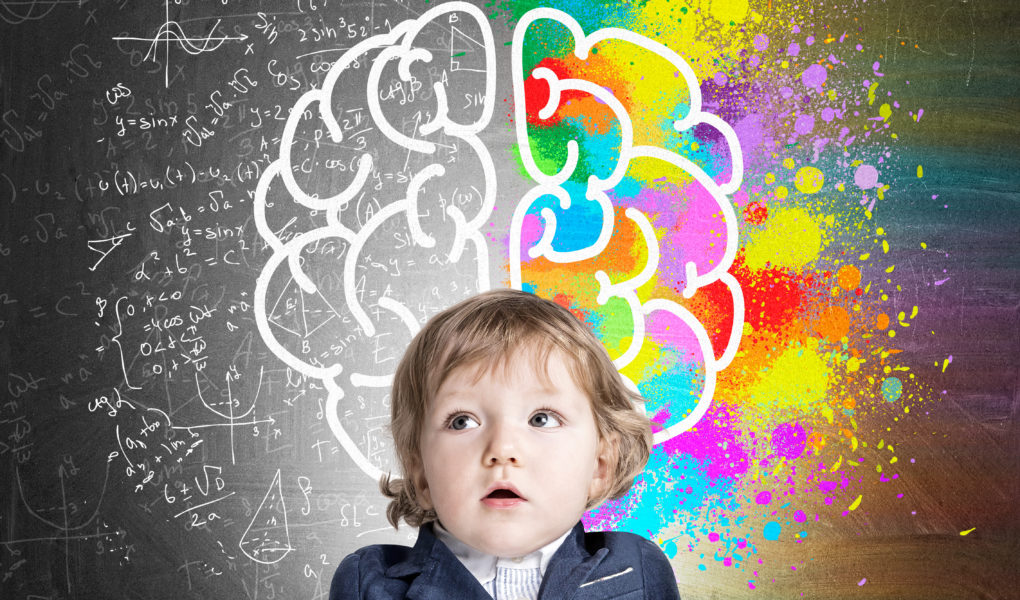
[881,377,903,402]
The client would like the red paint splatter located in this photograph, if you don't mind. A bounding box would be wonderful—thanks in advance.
[744,201,768,225]
[732,254,823,335]
[552,292,595,325]
[523,58,587,127]
[675,277,737,358]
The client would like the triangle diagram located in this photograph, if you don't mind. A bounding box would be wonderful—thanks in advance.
[239,469,293,564]
[266,276,343,339]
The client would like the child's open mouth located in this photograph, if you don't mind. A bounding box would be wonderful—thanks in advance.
[482,485,526,508]
[486,489,520,499]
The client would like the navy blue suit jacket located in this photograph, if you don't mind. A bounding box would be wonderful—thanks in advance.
[329,522,681,599]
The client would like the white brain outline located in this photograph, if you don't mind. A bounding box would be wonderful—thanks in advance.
[253,1,496,479]
[509,8,746,445]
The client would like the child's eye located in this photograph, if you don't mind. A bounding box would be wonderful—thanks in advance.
[447,414,479,430]
[529,411,562,428]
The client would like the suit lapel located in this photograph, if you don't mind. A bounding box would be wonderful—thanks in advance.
[539,523,609,600]
[388,523,493,600]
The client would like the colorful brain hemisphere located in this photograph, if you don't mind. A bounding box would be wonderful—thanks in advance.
[510,9,744,443]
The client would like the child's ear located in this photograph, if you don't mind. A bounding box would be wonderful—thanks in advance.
[410,463,434,510]
[588,432,619,500]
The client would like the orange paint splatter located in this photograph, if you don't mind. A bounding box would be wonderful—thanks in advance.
[815,305,850,341]
[836,265,861,290]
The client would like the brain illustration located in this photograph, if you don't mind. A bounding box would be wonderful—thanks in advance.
[509,9,745,444]
[254,4,743,478]
[254,2,495,479]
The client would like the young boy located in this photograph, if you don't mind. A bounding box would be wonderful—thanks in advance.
[330,289,681,599]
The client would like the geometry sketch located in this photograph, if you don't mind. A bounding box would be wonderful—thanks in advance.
[238,469,293,565]
[510,8,745,444]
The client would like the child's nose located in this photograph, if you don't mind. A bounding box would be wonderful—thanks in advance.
[483,422,519,466]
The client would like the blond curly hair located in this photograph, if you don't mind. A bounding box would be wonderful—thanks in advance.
[380,288,653,529]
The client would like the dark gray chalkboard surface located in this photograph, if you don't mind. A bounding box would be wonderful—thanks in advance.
[1,1,517,597]
[6,1,1020,599]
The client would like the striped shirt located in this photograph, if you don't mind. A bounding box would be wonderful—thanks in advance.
[433,523,572,599]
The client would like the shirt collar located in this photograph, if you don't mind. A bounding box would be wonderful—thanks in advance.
[433,521,572,586]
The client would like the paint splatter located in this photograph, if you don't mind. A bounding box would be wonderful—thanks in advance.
[498,0,938,590]
[881,377,903,402]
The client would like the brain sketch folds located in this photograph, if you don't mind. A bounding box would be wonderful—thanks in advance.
[254,2,496,479]
[255,5,744,479]
[510,9,745,444]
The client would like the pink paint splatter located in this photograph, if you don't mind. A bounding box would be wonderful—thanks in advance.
[854,164,879,189]
[802,64,827,92]
[794,114,815,135]
[772,422,807,460]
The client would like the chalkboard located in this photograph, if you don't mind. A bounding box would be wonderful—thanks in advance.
[1,1,518,597]
[4,0,1019,599]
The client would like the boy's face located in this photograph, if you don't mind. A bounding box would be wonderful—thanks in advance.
[415,349,611,558]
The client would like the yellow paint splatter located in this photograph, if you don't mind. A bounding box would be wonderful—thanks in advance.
[879,103,892,120]
[867,81,880,105]
[743,207,824,271]
[848,495,862,511]
[960,528,976,536]
[746,344,831,415]
[917,165,924,178]
[619,339,667,383]
[709,0,749,24]
[794,166,824,194]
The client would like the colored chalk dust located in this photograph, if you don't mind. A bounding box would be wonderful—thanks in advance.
[763,521,782,541]
[881,377,903,402]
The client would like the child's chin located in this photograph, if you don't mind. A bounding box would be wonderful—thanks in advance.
[471,531,539,558]
[475,526,568,558]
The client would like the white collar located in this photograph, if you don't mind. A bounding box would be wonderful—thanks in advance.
[433,521,571,586]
